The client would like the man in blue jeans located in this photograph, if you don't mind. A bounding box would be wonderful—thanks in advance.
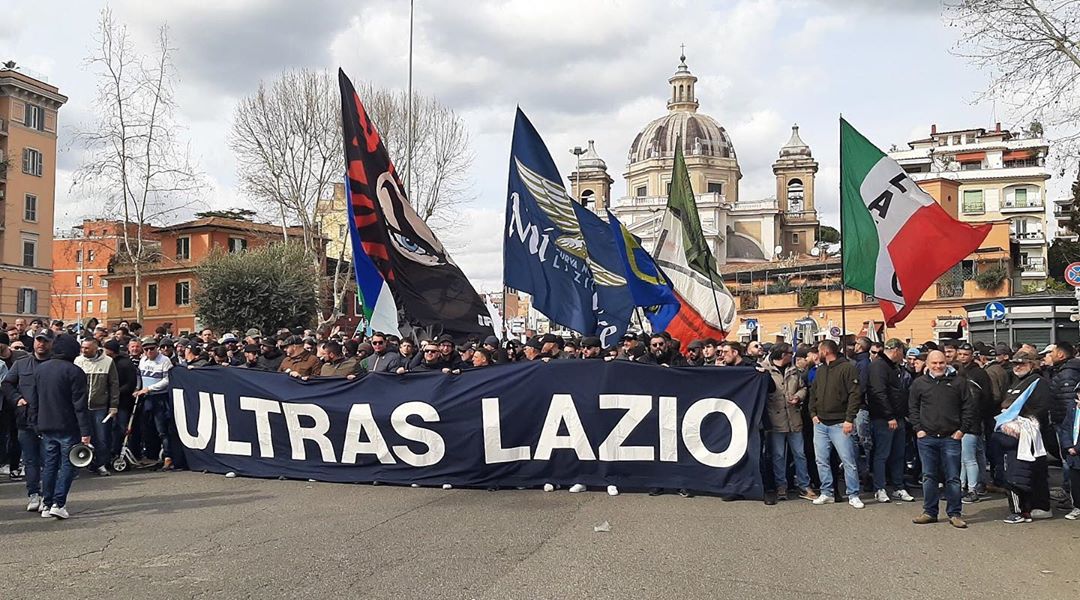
[908,350,978,529]
[808,339,864,509]
[867,338,916,503]
[27,333,90,520]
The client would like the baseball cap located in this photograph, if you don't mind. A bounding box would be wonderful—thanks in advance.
[140,336,158,348]
[284,335,304,346]
[243,344,260,354]
[1039,344,1056,356]
[525,337,543,350]
[103,339,122,353]
[245,328,262,338]
[34,330,55,342]
[483,335,500,347]
[581,336,602,349]
[1011,350,1040,364]
[958,342,974,352]
[905,348,920,358]
[994,343,1012,357]
[883,338,905,350]
[219,332,239,344]
[687,339,705,350]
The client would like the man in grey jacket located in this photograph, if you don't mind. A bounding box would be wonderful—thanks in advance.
[75,338,119,476]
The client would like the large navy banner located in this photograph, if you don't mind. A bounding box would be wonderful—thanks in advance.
[169,361,767,496]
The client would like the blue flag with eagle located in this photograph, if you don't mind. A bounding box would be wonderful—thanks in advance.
[606,210,681,332]
[504,108,633,346]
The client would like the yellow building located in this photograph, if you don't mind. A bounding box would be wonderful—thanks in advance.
[316,182,351,263]
[0,64,67,323]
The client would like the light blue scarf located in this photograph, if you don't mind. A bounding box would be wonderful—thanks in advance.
[994,378,1040,431]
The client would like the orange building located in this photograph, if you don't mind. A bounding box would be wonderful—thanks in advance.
[51,220,137,326]
[0,64,67,323]
[105,217,310,334]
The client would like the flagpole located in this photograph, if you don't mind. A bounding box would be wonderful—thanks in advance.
[839,114,848,344]
[406,0,415,203]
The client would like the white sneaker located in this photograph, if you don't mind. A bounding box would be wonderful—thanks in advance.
[441,484,452,490]
[1031,509,1053,520]
[1065,508,1080,520]
[95,466,110,477]
[892,489,916,502]
[26,494,41,512]
[410,483,419,488]
[49,506,69,519]
[607,485,619,496]
[875,489,890,503]
[812,494,835,505]
[569,483,587,493]
[0,464,9,476]
[543,483,555,492]
[849,496,865,509]
[40,504,53,518]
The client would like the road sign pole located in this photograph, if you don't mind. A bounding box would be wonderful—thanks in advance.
[993,318,997,346]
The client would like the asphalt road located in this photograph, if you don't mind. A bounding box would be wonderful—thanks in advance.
[2,470,1078,599]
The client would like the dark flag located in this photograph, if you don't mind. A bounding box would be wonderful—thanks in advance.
[338,68,494,338]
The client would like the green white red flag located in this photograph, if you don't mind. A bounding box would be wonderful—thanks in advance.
[840,118,991,326]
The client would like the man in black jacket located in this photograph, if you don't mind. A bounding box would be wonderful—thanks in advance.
[104,339,138,460]
[27,334,90,519]
[868,339,915,503]
[642,334,687,367]
[2,331,52,511]
[1048,342,1080,500]
[956,343,993,501]
[909,350,977,528]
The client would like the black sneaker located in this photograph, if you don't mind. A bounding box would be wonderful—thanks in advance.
[763,492,777,506]
[648,487,664,497]
[961,491,980,504]
[677,488,692,498]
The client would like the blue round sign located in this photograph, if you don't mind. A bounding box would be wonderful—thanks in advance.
[984,302,1005,322]
[1067,262,1080,287]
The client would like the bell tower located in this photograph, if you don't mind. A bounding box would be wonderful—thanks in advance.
[569,140,613,214]
[772,124,819,256]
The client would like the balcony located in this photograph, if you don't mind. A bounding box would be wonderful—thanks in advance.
[1011,230,1045,245]
[1000,198,1044,213]
[1020,258,1047,278]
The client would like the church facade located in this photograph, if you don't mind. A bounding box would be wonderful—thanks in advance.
[569,54,821,264]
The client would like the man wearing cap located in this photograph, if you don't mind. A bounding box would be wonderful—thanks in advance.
[103,339,138,461]
[278,335,321,378]
[3,330,55,510]
[909,350,977,528]
[74,337,120,477]
[133,337,177,470]
[581,336,604,359]
[867,339,916,503]
[0,331,29,479]
[955,342,993,502]
[319,340,365,378]
[158,338,179,366]
[238,344,261,369]
[522,337,544,361]
[257,339,285,372]
[244,328,262,345]
[998,350,1062,523]
[685,340,706,366]
[643,334,687,367]
[435,334,466,368]
[764,344,814,500]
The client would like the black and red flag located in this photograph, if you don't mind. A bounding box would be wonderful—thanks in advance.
[338,68,493,338]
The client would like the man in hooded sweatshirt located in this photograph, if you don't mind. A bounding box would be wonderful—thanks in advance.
[2,330,53,511]
[27,333,90,519]
[75,337,120,476]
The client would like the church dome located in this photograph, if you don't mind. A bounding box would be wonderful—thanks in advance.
[627,53,736,164]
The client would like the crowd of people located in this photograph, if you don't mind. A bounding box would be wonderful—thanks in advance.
[1,316,1077,529]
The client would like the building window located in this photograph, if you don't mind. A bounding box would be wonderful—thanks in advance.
[961,161,982,171]
[952,135,961,145]
[22,240,35,268]
[666,182,672,195]
[965,134,976,144]
[17,288,37,315]
[87,275,94,288]
[100,300,108,313]
[962,190,984,214]
[1014,188,1028,207]
[86,300,94,313]
[792,232,800,245]
[75,249,83,263]
[338,224,347,238]
[176,236,191,260]
[123,285,133,310]
[175,280,191,306]
[24,104,44,131]
[100,278,108,288]
[787,179,805,212]
[75,275,82,288]
[147,283,159,309]
[635,185,647,198]
[707,182,723,195]
[75,300,82,313]
[88,250,96,262]
[24,194,37,222]
[228,237,248,253]
[22,148,43,176]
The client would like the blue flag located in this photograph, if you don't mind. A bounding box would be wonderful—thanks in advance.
[607,210,682,331]
[504,108,632,345]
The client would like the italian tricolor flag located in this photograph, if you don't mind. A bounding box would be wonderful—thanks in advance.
[841,118,991,326]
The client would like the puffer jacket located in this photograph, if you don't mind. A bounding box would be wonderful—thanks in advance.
[74,351,120,411]
[867,354,905,421]
[1058,400,1080,471]
[765,362,807,433]
[908,370,979,437]
[1050,357,1080,426]
[1,354,48,430]
[956,361,993,434]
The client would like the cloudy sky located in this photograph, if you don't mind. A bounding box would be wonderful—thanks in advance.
[4,0,1053,292]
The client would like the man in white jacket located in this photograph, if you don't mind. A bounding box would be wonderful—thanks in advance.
[74,338,119,476]
[133,337,175,470]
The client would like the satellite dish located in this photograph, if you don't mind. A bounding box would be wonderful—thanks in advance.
[810,247,821,257]
[774,245,784,256]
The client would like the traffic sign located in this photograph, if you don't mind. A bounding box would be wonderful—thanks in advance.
[746,318,758,331]
[984,301,1006,322]
[1066,262,1080,287]
[829,326,841,337]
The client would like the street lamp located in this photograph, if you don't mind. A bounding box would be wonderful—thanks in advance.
[570,145,586,205]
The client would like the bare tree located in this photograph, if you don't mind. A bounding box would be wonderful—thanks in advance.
[357,83,474,228]
[229,71,473,325]
[73,9,204,324]
[947,1,1080,159]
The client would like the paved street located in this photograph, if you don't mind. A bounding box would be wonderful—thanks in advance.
[3,470,1079,599]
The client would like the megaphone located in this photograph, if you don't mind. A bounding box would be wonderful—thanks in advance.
[69,443,94,468]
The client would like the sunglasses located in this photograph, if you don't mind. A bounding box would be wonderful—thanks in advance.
[371,340,385,345]
[650,342,666,348]
[423,349,439,354]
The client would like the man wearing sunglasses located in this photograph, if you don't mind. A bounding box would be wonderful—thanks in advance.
[362,332,403,373]
[641,334,686,367]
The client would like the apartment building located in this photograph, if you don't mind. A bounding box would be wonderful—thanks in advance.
[0,63,67,323]
[51,220,133,326]
[889,123,1052,291]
